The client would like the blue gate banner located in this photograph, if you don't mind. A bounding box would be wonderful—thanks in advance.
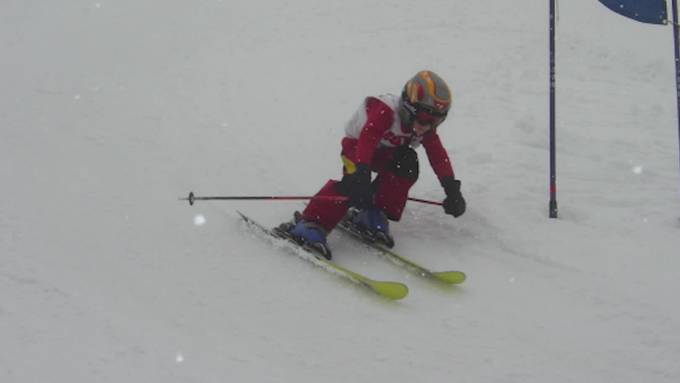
[598,0,667,24]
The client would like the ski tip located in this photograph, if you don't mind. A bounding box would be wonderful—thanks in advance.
[432,271,466,284]
[370,281,409,300]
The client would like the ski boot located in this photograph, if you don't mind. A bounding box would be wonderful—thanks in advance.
[346,207,395,248]
[275,212,332,260]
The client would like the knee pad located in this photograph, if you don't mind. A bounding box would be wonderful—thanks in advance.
[391,146,419,182]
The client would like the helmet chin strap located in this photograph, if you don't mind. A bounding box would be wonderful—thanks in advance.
[400,119,414,134]
[398,94,417,133]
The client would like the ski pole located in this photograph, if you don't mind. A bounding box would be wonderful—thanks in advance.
[407,197,443,206]
[180,192,347,206]
[181,192,442,206]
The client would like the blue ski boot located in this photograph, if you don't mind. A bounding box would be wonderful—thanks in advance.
[349,207,395,248]
[276,212,332,260]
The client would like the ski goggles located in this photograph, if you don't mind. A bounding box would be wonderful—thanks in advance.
[413,105,447,126]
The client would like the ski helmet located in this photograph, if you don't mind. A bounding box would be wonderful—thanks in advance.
[399,70,451,129]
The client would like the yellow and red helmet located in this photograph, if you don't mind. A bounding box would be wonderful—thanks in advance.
[399,70,451,129]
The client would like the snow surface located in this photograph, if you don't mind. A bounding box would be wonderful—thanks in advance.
[2,0,680,382]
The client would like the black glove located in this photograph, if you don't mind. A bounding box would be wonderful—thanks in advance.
[338,163,373,209]
[441,176,466,217]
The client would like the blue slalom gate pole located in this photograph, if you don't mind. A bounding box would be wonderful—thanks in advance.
[549,0,558,218]
[673,0,680,201]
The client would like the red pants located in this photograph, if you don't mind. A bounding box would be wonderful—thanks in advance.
[301,138,417,232]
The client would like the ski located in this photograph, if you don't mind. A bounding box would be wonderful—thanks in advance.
[337,216,466,285]
[237,211,409,300]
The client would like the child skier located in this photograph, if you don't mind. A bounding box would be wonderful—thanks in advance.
[279,70,466,259]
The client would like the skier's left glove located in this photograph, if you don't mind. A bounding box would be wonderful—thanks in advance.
[441,176,466,218]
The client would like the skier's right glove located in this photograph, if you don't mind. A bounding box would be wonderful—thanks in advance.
[338,163,373,209]
[441,176,466,218]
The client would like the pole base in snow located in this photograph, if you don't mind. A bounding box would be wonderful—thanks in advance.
[549,200,558,218]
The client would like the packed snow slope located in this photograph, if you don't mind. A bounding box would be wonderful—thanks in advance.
[2,0,680,382]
